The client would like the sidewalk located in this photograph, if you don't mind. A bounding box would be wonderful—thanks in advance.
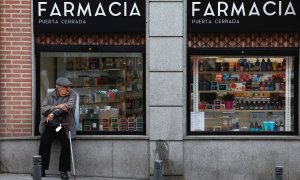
[0,173,139,180]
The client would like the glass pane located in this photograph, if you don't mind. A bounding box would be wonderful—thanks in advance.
[189,55,295,133]
[39,52,144,133]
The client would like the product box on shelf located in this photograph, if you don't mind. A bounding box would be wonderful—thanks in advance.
[111,117,119,131]
[210,81,218,90]
[83,118,100,131]
[229,83,245,91]
[120,117,128,131]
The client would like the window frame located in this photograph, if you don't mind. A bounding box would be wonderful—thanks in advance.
[35,45,146,135]
[187,48,299,135]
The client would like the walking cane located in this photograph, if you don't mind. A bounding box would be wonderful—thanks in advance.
[67,111,76,178]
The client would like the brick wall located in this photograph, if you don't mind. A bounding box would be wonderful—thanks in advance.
[0,0,32,137]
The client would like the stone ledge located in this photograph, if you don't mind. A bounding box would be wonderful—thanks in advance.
[0,135,149,141]
[184,135,300,140]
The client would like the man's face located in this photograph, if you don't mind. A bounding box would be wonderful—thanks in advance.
[57,86,70,96]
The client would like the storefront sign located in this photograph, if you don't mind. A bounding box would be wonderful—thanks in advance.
[33,0,145,33]
[187,0,300,32]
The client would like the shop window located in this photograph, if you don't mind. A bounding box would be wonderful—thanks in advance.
[188,49,298,135]
[37,51,145,135]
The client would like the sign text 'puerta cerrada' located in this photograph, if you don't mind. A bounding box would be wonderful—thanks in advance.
[33,0,145,33]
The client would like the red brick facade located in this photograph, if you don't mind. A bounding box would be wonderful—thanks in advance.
[0,0,32,137]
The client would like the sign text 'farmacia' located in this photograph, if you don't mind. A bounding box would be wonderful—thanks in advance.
[192,1,296,17]
[38,1,141,17]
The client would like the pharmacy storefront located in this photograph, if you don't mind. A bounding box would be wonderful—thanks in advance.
[187,0,300,135]
[34,0,146,135]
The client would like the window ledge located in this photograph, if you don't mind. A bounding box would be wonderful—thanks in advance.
[74,135,149,140]
[0,135,149,141]
[184,135,300,140]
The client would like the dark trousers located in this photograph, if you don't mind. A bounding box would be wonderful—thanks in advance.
[39,127,71,172]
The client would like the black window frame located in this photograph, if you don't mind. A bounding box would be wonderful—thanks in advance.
[35,45,146,136]
[187,48,299,135]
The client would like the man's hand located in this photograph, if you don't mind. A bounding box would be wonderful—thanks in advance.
[47,113,54,122]
[55,103,69,112]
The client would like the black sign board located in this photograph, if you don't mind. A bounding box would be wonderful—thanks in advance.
[33,0,145,33]
[187,0,300,32]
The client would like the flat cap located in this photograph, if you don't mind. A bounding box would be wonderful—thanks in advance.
[56,77,72,86]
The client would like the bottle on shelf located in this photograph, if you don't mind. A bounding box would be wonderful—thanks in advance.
[239,100,245,110]
[250,63,255,72]
[199,62,204,72]
[282,58,286,71]
[255,121,259,131]
[279,121,284,131]
[235,100,240,110]
[255,59,261,71]
[249,122,255,131]
[244,62,250,72]
[233,65,237,72]
[267,101,273,110]
[264,82,269,91]
[277,63,282,71]
[254,101,259,110]
[236,62,240,72]
[269,82,275,91]
[259,101,264,110]
[267,58,273,71]
[259,82,264,91]
[261,58,267,71]
[249,101,254,110]
[264,101,268,110]
[240,61,244,72]
[245,101,249,110]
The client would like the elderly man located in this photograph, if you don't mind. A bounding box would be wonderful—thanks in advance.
[39,77,77,179]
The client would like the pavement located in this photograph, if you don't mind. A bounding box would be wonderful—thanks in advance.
[0,173,139,180]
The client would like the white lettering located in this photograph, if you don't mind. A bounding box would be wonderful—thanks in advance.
[37,1,141,17]
[204,3,215,16]
[192,2,201,16]
[263,1,276,16]
[124,2,127,16]
[77,3,91,16]
[130,2,141,16]
[190,1,297,17]
[95,3,106,16]
[278,1,282,16]
[231,2,246,16]
[38,2,47,16]
[218,2,228,16]
[64,2,74,16]
[249,2,260,16]
[109,2,121,16]
[50,3,61,16]
[285,1,296,15]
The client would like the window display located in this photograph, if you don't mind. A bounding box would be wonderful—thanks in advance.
[38,52,144,135]
[188,52,297,134]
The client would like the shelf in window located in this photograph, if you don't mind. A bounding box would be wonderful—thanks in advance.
[198,71,285,74]
[80,100,124,105]
[125,92,142,98]
[71,84,123,88]
[67,68,123,71]
[198,109,285,113]
[126,79,142,84]
[208,81,285,84]
[198,90,285,93]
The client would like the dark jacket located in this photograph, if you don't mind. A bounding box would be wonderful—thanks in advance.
[39,89,77,138]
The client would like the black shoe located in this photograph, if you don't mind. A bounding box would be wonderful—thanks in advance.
[42,169,45,177]
[61,171,69,179]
